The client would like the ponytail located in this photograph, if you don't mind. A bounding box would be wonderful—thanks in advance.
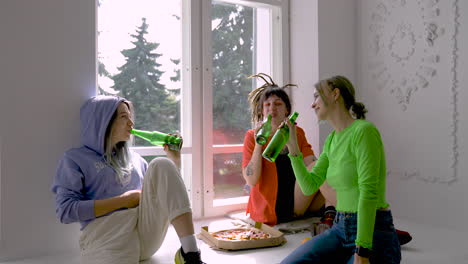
[323,75,368,120]
[351,102,367,119]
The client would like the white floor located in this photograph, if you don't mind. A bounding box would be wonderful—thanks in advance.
[2,217,467,264]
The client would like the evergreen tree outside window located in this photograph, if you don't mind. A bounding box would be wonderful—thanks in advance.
[111,18,180,146]
[97,0,288,217]
[97,0,182,159]
[210,1,275,201]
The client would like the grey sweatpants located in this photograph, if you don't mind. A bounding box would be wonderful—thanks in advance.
[79,157,192,264]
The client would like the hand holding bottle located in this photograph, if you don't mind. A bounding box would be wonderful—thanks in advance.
[255,114,272,145]
[284,118,301,156]
[164,133,182,169]
[253,121,263,135]
[131,129,183,151]
[262,112,299,162]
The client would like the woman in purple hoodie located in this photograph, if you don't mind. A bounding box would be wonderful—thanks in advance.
[51,95,205,264]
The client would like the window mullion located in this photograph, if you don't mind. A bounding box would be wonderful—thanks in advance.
[201,0,215,218]
[273,2,289,86]
[184,0,204,219]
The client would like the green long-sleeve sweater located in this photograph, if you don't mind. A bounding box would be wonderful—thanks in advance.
[289,120,389,249]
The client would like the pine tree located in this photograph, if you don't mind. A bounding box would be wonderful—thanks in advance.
[169,58,181,97]
[97,59,115,96]
[112,18,179,146]
[97,26,114,96]
[212,4,254,144]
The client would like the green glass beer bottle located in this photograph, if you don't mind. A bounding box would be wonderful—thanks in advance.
[130,129,183,151]
[255,114,272,145]
[262,112,299,162]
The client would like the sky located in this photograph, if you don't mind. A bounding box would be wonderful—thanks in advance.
[98,0,182,93]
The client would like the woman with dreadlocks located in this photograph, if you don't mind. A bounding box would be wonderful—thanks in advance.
[241,73,336,226]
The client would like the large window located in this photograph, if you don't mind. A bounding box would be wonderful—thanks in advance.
[97,0,289,218]
[97,0,182,150]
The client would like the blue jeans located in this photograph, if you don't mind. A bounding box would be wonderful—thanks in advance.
[280,210,401,264]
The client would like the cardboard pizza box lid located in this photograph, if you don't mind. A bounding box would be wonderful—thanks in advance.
[198,221,286,251]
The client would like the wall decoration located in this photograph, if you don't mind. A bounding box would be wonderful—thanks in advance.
[365,0,459,183]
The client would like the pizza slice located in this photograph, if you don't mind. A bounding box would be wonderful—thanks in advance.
[211,228,272,241]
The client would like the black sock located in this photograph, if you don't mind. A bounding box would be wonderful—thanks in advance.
[324,206,336,214]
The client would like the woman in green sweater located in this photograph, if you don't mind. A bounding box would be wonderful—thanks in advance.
[280,76,401,264]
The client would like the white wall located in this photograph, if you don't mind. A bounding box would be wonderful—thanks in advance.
[356,0,468,231]
[292,0,468,236]
[290,0,320,153]
[1,0,466,261]
[316,0,357,149]
[0,0,95,261]
[290,0,357,153]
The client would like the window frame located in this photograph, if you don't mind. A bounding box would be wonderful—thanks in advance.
[200,0,290,217]
[112,0,290,219]
[0,136,2,242]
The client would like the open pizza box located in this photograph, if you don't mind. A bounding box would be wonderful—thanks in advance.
[199,221,286,251]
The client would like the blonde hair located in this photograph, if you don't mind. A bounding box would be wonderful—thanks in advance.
[315,75,367,119]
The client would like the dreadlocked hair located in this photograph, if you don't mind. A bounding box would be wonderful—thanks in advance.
[247,73,297,125]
